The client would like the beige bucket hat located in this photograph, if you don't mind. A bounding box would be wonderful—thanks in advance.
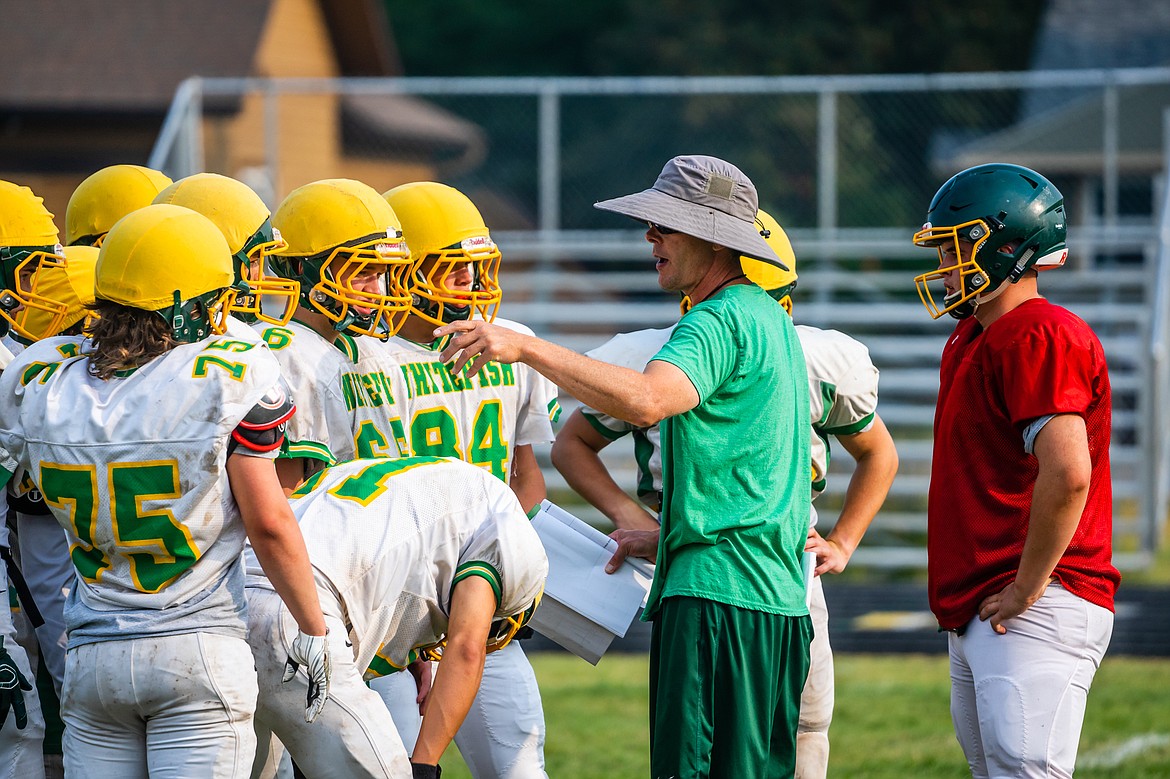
[594,154,787,268]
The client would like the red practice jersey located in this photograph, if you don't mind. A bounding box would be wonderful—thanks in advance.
[928,298,1120,630]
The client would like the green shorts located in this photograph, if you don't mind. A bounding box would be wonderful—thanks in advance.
[649,596,812,779]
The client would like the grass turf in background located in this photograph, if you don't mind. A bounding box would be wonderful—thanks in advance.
[436,652,1170,778]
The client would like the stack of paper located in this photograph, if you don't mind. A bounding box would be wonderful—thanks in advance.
[527,500,655,664]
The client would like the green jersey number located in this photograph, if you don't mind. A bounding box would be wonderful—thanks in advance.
[325,456,447,505]
[354,418,410,459]
[408,401,509,481]
[40,460,201,593]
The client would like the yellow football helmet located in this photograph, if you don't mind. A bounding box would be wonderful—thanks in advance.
[66,165,173,247]
[417,587,543,662]
[383,182,502,326]
[18,245,99,342]
[271,179,414,338]
[97,204,238,343]
[153,173,299,326]
[740,209,798,314]
[0,180,69,341]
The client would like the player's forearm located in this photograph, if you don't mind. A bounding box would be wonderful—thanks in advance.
[249,525,327,637]
[230,454,327,636]
[509,445,547,514]
[828,419,898,559]
[826,453,897,555]
[1017,414,1092,598]
[558,447,655,530]
[412,638,486,764]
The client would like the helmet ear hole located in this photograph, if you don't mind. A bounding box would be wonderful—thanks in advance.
[914,164,1066,319]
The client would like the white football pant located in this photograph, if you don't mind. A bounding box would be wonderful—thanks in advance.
[15,512,71,698]
[372,669,423,754]
[62,631,258,779]
[376,639,547,778]
[949,582,1113,779]
[796,574,833,779]
[0,567,45,779]
[453,640,547,779]
[246,587,411,779]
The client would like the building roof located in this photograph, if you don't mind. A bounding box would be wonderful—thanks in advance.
[940,0,1170,175]
[1024,0,1170,119]
[0,0,398,112]
[947,83,1169,175]
[341,95,486,175]
[1,0,269,111]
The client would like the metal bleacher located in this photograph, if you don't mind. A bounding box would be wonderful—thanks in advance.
[497,223,1162,570]
[147,70,1170,571]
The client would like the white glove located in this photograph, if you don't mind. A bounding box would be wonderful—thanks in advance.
[283,629,331,723]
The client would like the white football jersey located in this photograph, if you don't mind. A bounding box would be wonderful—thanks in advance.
[581,324,879,517]
[0,335,17,550]
[245,457,548,675]
[350,336,414,461]
[797,325,879,500]
[365,318,560,483]
[225,314,264,343]
[255,320,362,466]
[0,334,288,646]
[582,328,672,511]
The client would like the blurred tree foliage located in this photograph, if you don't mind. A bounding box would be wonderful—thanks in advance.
[384,0,1045,77]
[383,0,1048,230]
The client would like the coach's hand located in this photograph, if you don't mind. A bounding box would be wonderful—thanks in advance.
[0,638,31,730]
[435,321,528,377]
[283,629,331,722]
[605,528,660,573]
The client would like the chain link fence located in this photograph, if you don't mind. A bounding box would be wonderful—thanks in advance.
[151,69,1170,568]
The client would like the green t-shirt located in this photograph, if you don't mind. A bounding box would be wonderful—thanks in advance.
[646,283,811,618]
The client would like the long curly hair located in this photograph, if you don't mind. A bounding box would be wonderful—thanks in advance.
[86,300,177,380]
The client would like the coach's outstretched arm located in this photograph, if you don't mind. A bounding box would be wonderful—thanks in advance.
[436,321,698,429]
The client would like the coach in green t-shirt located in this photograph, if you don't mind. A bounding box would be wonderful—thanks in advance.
[436,155,813,778]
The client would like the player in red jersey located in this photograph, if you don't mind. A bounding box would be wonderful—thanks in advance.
[913,163,1119,779]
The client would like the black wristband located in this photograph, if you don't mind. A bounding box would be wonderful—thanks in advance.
[411,763,441,779]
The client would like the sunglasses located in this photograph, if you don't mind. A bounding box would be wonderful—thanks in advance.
[646,221,678,235]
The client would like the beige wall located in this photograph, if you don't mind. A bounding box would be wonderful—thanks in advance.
[206,0,342,199]
[9,0,446,226]
[337,158,436,195]
[204,0,439,203]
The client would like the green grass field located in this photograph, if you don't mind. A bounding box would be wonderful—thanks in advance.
[436,652,1170,778]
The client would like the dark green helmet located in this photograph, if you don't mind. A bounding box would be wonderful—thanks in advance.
[912,163,1068,319]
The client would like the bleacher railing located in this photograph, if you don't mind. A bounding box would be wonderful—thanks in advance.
[150,70,1170,569]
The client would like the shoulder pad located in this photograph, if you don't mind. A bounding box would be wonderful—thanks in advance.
[232,377,295,454]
